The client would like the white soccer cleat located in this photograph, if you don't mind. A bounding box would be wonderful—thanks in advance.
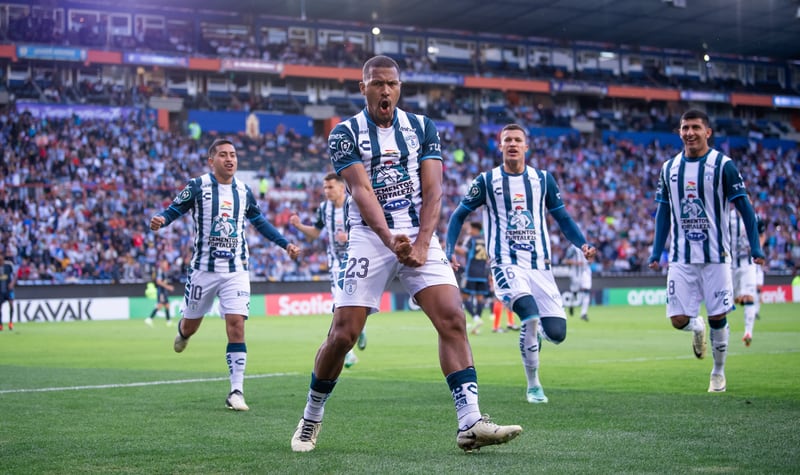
[174,333,188,353]
[692,319,707,359]
[456,415,522,453]
[470,318,483,335]
[144,318,154,327]
[708,373,726,393]
[225,390,250,411]
[291,418,322,452]
[525,386,549,404]
[344,351,359,368]
[742,332,752,347]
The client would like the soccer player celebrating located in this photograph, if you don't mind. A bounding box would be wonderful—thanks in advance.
[446,123,597,404]
[150,138,300,411]
[290,55,522,453]
[649,109,764,393]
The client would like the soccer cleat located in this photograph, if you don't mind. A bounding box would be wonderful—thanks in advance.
[344,350,358,368]
[166,320,174,327]
[174,333,189,353]
[7,322,12,331]
[357,330,367,350]
[708,373,727,393]
[470,318,483,335]
[742,333,752,347]
[492,327,505,333]
[291,418,322,452]
[506,324,520,331]
[456,415,522,453]
[0,323,3,331]
[525,386,549,404]
[145,318,154,327]
[692,319,707,359]
[225,390,249,411]
[580,314,589,321]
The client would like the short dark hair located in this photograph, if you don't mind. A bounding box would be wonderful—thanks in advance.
[323,172,343,183]
[469,221,483,231]
[208,139,234,157]
[362,55,400,80]
[680,109,710,127]
[500,123,529,141]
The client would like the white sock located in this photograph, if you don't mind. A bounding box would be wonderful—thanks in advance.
[710,324,729,375]
[520,320,541,388]
[303,388,331,422]
[580,291,590,316]
[227,351,246,393]
[744,304,756,335]
[681,317,704,333]
[753,294,761,316]
[452,382,481,430]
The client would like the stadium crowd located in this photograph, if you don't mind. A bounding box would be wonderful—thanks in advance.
[0,105,797,286]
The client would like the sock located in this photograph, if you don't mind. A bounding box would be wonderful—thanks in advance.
[507,308,515,326]
[164,306,171,321]
[743,303,756,334]
[226,342,247,393]
[679,317,704,333]
[493,300,502,330]
[463,297,475,318]
[446,367,481,430]
[475,299,485,319]
[753,292,761,316]
[520,320,541,388]
[580,291,590,317]
[149,308,157,319]
[303,373,337,422]
[709,318,729,375]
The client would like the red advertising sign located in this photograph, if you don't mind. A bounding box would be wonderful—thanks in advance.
[264,292,392,316]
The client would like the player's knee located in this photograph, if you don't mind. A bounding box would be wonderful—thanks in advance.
[540,317,566,344]
[512,295,539,321]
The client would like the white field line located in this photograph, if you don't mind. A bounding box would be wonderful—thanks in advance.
[588,348,800,364]
[0,372,300,395]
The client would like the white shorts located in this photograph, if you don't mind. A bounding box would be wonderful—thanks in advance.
[755,264,765,287]
[492,264,565,319]
[335,226,457,314]
[182,268,251,319]
[665,263,733,318]
[569,269,592,292]
[732,263,757,299]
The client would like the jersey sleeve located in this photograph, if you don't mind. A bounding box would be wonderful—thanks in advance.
[419,116,443,162]
[313,202,325,230]
[544,172,566,211]
[328,122,360,174]
[160,178,201,225]
[722,160,747,201]
[460,174,488,211]
[655,162,669,204]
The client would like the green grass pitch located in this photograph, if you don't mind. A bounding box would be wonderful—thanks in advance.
[1,303,798,474]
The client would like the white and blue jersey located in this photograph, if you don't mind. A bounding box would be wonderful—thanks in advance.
[327,107,442,231]
[158,173,288,273]
[313,199,348,276]
[655,149,747,264]
[458,165,565,270]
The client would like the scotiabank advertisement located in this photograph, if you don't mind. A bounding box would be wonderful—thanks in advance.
[264,292,393,316]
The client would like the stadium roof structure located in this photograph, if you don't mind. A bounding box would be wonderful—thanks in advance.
[155,0,800,61]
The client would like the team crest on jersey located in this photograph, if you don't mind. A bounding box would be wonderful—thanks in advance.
[508,206,534,230]
[344,278,357,295]
[467,184,480,198]
[329,133,354,162]
[404,134,419,150]
[176,187,192,203]
[372,161,409,189]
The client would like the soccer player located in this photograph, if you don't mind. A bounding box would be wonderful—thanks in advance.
[150,138,300,411]
[564,244,592,321]
[649,109,765,393]
[0,251,15,331]
[145,258,175,327]
[452,221,491,334]
[446,123,597,405]
[289,172,365,367]
[729,210,766,346]
[291,55,522,453]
